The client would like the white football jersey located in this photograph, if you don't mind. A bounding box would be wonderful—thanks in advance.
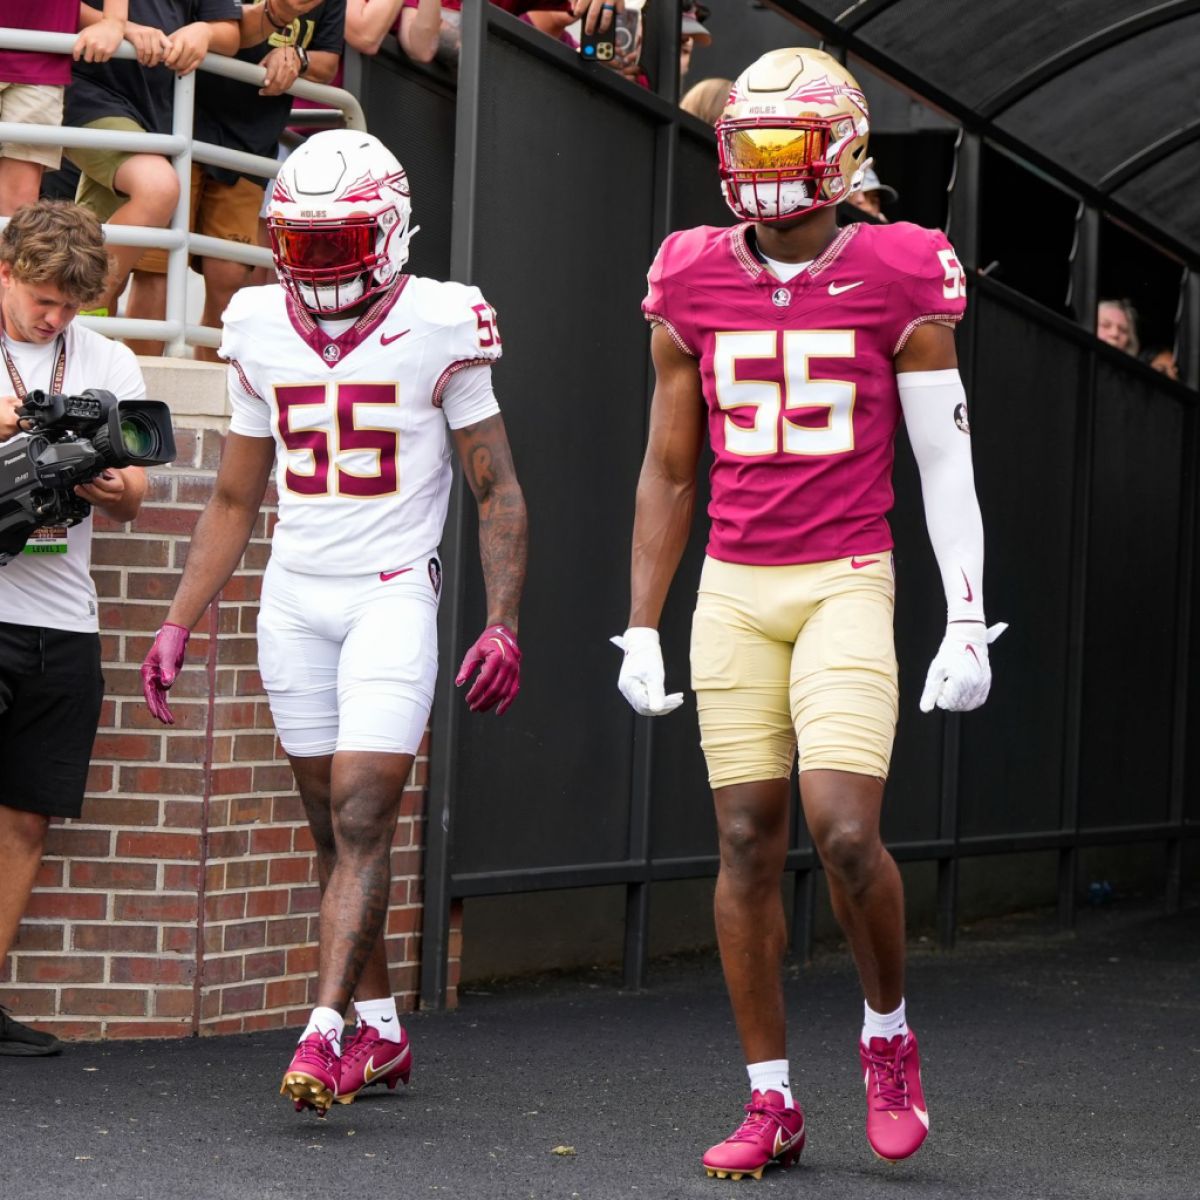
[221,277,502,576]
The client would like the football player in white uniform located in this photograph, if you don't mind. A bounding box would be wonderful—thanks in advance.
[141,130,527,1115]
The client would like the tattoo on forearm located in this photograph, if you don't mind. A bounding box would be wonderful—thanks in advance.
[459,418,528,628]
[468,445,496,493]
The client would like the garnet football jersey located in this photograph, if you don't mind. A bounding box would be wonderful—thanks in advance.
[643,220,967,566]
[221,276,502,575]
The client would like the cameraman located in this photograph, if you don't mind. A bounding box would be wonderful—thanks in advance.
[0,200,146,1057]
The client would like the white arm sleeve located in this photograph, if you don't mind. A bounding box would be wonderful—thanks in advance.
[441,363,501,431]
[898,369,986,623]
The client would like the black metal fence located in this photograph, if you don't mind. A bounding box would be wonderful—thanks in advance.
[353,5,1199,1009]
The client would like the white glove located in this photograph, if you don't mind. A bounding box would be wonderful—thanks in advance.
[920,621,1007,713]
[610,626,684,717]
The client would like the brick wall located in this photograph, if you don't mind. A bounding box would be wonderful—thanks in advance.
[0,362,455,1038]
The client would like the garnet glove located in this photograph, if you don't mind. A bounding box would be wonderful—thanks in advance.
[920,621,1007,714]
[456,623,521,715]
[141,622,190,725]
[610,626,684,717]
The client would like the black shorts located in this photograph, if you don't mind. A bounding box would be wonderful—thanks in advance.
[0,623,104,819]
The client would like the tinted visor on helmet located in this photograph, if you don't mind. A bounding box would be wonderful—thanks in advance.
[721,122,830,175]
[269,215,378,279]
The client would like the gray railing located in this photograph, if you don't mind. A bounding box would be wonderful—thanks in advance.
[0,28,365,351]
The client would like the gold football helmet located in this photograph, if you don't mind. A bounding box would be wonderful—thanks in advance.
[716,48,870,222]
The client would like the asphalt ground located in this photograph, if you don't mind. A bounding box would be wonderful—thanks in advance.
[2,902,1197,1200]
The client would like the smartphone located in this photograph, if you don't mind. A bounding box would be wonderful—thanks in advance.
[579,15,618,63]
[613,9,641,61]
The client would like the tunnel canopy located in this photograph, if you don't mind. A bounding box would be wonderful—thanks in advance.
[770,0,1200,267]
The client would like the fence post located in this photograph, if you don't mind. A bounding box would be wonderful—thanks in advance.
[419,0,489,1011]
[166,71,196,347]
[644,0,680,102]
[1068,203,1100,329]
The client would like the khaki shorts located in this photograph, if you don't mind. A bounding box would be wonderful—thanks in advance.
[68,115,147,217]
[70,127,264,275]
[0,83,66,169]
[691,554,899,789]
[137,164,264,274]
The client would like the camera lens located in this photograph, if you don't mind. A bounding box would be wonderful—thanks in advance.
[120,414,159,458]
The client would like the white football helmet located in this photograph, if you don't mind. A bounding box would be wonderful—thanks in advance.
[267,130,417,315]
[716,48,870,222]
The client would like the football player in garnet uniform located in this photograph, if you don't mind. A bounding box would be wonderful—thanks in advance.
[613,49,1004,1178]
[141,130,527,1116]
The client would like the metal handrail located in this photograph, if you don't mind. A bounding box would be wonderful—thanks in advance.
[0,28,365,351]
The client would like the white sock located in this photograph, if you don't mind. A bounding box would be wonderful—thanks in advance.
[354,996,402,1043]
[747,1059,795,1110]
[862,998,908,1044]
[301,1006,345,1055]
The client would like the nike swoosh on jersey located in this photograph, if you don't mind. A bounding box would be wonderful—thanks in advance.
[850,557,880,569]
[828,281,864,295]
[363,1050,407,1083]
[381,329,411,345]
[380,568,413,581]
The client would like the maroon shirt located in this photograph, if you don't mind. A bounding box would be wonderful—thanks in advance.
[0,2,78,86]
[643,220,968,566]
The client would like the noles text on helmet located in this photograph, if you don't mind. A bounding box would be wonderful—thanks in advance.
[267,129,419,316]
[716,47,870,223]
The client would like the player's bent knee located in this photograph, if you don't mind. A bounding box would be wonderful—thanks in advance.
[332,790,406,856]
[716,814,777,871]
[813,819,883,883]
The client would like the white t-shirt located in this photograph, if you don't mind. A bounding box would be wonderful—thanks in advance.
[0,323,146,632]
[221,277,502,576]
[760,253,813,283]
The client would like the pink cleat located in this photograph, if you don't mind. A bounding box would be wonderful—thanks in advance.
[860,1031,930,1162]
[280,1030,340,1116]
[336,1022,412,1104]
[702,1089,805,1181]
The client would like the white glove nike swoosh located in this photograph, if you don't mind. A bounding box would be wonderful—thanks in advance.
[611,627,684,717]
[920,621,1007,714]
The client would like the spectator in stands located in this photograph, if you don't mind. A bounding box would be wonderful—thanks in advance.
[1097,298,1139,355]
[64,1,241,318]
[0,201,147,1057]
[574,1,708,92]
[0,2,129,216]
[345,0,433,60]
[355,0,575,67]
[679,2,710,85]
[846,164,897,222]
[1140,345,1179,381]
[680,76,730,126]
[128,0,344,358]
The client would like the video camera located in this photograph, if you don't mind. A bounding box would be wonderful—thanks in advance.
[0,388,176,565]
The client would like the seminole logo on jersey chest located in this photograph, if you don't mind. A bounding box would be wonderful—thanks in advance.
[772,287,792,307]
[323,344,341,363]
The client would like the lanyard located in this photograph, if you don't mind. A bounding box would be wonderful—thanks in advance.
[0,321,67,401]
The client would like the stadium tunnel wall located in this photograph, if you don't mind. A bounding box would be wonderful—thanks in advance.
[0,359,462,1039]
[381,13,1199,999]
